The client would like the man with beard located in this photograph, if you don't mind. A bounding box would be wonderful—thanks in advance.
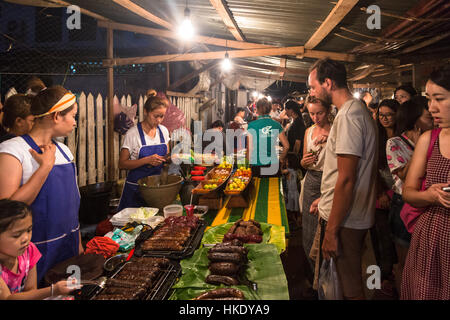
[308,58,377,300]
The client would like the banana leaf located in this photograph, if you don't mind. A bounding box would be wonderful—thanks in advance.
[169,243,289,300]
[202,222,286,254]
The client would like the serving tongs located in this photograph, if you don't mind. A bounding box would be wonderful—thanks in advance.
[238,268,258,292]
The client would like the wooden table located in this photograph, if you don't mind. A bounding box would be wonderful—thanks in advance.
[201,177,290,236]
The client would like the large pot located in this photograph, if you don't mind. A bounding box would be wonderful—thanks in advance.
[79,181,114,225]
[138,175,183,211]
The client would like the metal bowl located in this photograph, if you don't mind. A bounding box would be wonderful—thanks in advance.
[138,174,183,211]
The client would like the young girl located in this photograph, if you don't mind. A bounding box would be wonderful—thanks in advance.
[0,94,34,143]
[0,199,72,299]
[0,85,82,284]
[282,152,301,212]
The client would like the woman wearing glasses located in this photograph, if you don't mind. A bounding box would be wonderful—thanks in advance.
[371,99,399,297]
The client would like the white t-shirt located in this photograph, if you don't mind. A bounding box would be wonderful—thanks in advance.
[318,98,378,229]
[121,124,170,160]
[0,136,74,185]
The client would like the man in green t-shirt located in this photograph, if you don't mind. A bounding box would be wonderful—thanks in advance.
[246,97,289,176]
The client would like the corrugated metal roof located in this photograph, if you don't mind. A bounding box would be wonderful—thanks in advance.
[60,0,449,85]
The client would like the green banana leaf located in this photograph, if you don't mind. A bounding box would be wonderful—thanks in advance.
[201,222,286,254]
[169,243,289,300]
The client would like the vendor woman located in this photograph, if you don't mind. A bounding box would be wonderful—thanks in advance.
[118,93,170,211]
[0,86,82,284]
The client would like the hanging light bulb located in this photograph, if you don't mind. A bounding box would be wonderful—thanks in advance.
[221,52,232,72]
[252,91,258,98]
[178,6,195,40]
[267,95,272,102]
[353,91,361,99]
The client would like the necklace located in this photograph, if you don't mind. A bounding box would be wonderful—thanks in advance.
[141,122,156,138]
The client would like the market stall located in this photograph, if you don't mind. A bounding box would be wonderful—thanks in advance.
[47,158,290,301]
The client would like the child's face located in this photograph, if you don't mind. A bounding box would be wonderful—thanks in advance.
[0,215,33,259]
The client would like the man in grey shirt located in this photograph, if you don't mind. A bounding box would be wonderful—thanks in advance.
[308,58,378,300]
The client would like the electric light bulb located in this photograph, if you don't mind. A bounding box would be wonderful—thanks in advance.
[221,53,232,72]
[178,7,195,40]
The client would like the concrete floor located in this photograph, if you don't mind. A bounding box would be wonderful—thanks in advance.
[280,212,398,300]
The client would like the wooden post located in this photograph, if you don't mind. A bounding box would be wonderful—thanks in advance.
[107,27,115,182]
[166,52,170,90]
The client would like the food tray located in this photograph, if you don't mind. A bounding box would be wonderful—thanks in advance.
[82,259,181,301]
[133,219,207,260]
[224,176,252,196]
[192,167,232,194]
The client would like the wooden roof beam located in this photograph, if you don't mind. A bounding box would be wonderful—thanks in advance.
[97,20,270,50]
[112,0,173,30]
[42,0,110,21]
[209,0,246,41]
[304,0,359,49]
[233,69,306,83]
[234,59,309,76]
[103,46,305,67]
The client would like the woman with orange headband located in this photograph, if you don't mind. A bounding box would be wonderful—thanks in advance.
[0,86,81,285]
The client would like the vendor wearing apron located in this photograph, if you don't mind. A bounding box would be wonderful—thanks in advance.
[118,94,170,211]
[0,86,82,284]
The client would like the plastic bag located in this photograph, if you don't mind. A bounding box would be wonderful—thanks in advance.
[318,258,343,300]
[108,225,143,252]
[113,95,137,135]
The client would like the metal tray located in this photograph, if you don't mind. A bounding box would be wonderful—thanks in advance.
[133,219,207,260]
[80,258,181,300]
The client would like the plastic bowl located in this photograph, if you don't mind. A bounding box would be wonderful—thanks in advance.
[163,204,183,218]
[194,205,208,218]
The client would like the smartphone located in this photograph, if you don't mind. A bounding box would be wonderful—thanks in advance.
[443,186,450,192]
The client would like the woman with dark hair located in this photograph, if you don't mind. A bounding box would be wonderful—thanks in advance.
[401,65,450,300]
[385,96,433,295]
[0,94,34,143]
[284,99,306,157]
[0,86,81,284]
[118,93,170,211]
[370,99,399,297]
[394,85,417,105]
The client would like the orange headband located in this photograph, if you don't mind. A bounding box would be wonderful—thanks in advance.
[34,93,76,118]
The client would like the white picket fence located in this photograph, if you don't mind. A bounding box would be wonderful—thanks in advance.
[69,92,202,187]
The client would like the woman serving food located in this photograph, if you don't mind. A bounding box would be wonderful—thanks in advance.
[117,93,170,211]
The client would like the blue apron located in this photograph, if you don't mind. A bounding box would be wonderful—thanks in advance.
[117,123,167,211]
[21,135,80,284]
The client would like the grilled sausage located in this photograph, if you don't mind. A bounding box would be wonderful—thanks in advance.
[208,262,240,276]
[207,252,243,263]
[205,274,239,286]
[208,245,248,255]
[194,288,245,300]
